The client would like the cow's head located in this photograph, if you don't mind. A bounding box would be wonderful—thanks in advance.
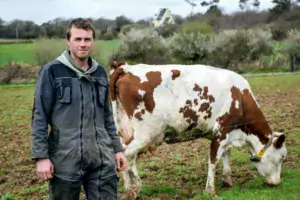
[251,132,287,186]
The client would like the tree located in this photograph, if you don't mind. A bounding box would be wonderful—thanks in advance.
[115,15,133,32]
[269,0,291,14]
[239,0,260,10]
[205,5,222,16]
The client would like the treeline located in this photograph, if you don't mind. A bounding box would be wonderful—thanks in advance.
[0,0,300,41]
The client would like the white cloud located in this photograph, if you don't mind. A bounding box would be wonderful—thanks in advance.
[0,0,274,25]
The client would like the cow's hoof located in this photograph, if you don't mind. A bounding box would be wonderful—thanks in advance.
[124,189,137,200]
[205,187,215,195]
[222,176,233,187]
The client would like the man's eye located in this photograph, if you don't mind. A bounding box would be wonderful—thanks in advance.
[75,38,81,41]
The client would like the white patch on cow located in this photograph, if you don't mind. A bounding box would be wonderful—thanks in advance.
[235,100,239,109]
[138,89,146,97]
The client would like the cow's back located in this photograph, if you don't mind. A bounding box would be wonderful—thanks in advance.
[123,64,253,135]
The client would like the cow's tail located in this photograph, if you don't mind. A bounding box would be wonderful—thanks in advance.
[109,67,125,101]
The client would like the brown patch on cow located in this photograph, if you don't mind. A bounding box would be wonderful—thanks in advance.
[134,112,143,121]
[209,96,215,103]
[210,137,220,164]
[179,103,199,124]
[141,109,145,114]
[125,135,134,145]
[186,100,192,106]
[199,103,212,120]
[193,84,202,94]
[110,69,162,118]
[241,89,272,143]
[144,71,163,113]
[171,70,181,80]
[179,84,215,124]
[109,67,125,101]
[211,86,272,164]
[194,99,198,106]
[199,103,210,112]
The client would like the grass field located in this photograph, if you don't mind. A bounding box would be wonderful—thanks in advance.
[0,40,119,67]
[0,74,299,199]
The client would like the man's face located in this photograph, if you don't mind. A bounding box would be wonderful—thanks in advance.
[66,26,94,60]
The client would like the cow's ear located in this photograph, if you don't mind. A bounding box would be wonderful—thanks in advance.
[273,134,285,149]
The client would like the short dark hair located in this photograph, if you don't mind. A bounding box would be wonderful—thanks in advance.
[66,18,96,39]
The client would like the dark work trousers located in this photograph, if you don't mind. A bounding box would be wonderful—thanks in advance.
[49,174,119,200]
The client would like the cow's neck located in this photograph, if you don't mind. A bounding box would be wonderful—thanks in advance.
[245,131,272,157]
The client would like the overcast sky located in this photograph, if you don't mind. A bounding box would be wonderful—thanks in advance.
[0,0,274,25]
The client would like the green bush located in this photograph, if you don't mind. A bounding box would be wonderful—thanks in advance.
[270,23,290,41]
[0,62,38,83]
[284,29,300,67]
[110,28,171,64]
[168,32,210,63]
[178,21,213,35]
[120,24,149,35]
[156,24,179,38]
[208,29,273,69]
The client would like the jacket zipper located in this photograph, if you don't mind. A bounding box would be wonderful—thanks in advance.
[91,83,103,179]
[79,82,84,177]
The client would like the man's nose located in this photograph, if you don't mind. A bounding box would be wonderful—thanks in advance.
[80,40,86,47]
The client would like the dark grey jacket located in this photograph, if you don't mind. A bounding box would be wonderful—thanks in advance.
[31,58,123,181]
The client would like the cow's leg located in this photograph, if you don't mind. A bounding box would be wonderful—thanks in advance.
[123,138,150,199]
[122,155,140,200]
[222,149,233,187]
[205,137,225,195]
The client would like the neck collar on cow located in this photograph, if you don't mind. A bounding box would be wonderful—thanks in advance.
[250,134,275,162]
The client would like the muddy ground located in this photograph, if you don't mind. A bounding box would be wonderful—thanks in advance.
[0,76,299,200]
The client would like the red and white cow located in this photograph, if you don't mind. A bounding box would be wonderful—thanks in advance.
[109,62,287,199]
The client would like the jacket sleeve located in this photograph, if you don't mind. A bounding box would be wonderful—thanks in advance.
[103,74,123,153]
[31,67,54,160]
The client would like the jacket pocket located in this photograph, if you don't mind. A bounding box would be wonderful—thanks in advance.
[95,78,109,107]
[56,78,72,104]
[48,129,59,153]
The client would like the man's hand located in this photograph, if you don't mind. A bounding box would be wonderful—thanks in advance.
[115,152,127,172]
[36,159,54,180]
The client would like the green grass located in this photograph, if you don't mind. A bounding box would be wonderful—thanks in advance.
[216,169,300,200]
[246,74,300,94]
[0,40,120,67]
[18,183,48,196]
[191,170,300,200]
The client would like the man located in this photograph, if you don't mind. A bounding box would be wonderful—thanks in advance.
[31,18,126,200]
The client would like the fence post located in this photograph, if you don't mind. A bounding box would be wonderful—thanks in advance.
[290,55,295,73]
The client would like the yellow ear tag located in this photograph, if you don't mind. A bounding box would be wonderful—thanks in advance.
[257,149,265,158]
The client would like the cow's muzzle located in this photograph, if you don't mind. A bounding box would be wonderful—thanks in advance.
[265,177,281,186]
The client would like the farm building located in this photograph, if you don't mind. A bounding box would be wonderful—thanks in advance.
[152,8,175,27]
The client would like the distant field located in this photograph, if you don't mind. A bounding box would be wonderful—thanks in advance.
[0,39,296,73]
[0,40,119,67]
[0,43,35,66]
